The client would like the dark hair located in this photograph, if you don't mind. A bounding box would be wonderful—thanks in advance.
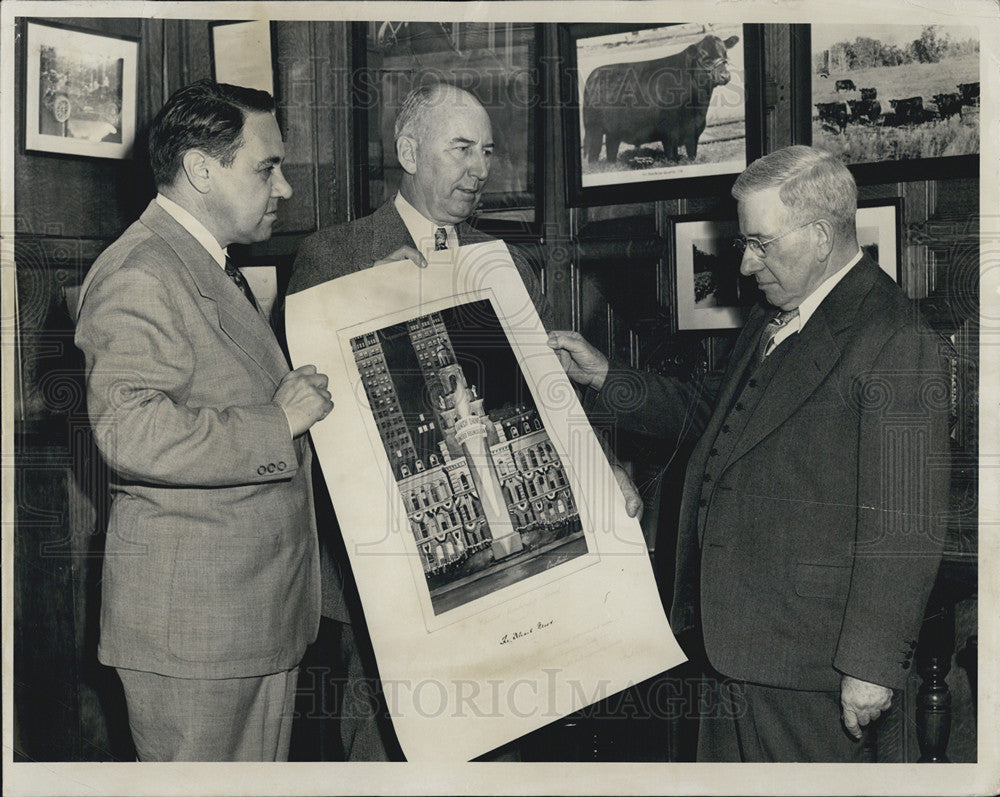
[148,79,275,188]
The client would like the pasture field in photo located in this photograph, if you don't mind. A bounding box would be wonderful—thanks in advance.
[814,114,978,163]
[813,53,978,105]
[812,53,978,162]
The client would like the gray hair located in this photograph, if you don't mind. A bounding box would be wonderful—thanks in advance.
[393,83,480,144]
[732,145,857,231]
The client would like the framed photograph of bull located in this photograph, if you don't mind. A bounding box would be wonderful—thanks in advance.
[669,215,760,332]
[351,21,543,239]
[794,23,979,183]
[560,23,764,207]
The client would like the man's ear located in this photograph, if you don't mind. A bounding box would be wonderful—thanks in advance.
[396,136,418,175]
[813,218,836,260]
[180,149,212,194]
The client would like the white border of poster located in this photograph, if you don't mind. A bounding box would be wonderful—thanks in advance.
[285,241,684,761]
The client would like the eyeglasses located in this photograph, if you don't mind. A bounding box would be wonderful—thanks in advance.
[733,219,821,259]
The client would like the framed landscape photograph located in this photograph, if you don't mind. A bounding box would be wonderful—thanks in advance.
[670,216,759,332]
[561,22,764,207]
[857,197,903,284]
[799,23,979,182]
[23,21,138,159]
[352,21,542,236]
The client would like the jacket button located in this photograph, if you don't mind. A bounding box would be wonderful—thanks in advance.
[735,402,744,411]
[710,448,718,456]
[267,463,276,473]
[277,461,286,471]
[901,660,911,670]
[257,465,267,475]
[721,424,730,433]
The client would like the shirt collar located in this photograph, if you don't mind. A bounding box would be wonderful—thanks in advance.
[394,193,458,257]
[788,248,864,332]
[156,193,228,269]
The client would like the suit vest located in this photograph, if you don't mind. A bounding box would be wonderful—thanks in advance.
[696,334,798,543]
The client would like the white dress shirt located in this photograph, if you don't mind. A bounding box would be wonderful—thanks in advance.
[394,193,459,258]
[770,248,863,351]
[156,193,228,269]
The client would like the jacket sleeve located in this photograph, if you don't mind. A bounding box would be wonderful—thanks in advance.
[832,324,950,689]
[587,361,718,446]
[76,261,299,488]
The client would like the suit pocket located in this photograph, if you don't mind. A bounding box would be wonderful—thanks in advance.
[794,562,851,599]
[167,531,287,663]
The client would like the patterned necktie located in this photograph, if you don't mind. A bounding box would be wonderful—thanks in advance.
[758,308,799,362]
[224,255,259,312]
[434,227,448,251]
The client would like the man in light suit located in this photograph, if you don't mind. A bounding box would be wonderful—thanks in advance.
[549,145,949,762]
[75,80,333,761]
[288,83,641,759]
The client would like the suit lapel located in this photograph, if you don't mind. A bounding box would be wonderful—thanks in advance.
[369,200,418,263]
[725,257,879,465]
[140,202,289,386]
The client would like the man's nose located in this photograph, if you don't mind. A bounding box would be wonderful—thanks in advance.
[468,149,489,181]
[272,167,293,200]
[739,249,761,276]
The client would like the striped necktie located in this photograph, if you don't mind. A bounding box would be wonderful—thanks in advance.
[758,308,799,362]
[224,255,259,312]
[434,227,449,251]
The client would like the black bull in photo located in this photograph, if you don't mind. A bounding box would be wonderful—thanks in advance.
[582,34,739,164]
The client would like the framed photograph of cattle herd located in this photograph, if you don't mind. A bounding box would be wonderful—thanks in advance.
[797,23,979,183]
[351,21,543,238]
[560,23,764,207]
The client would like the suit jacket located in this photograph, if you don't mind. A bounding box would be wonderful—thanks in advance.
[289,199,551,327]
[288,199,552,619]
[75,200,321,679]
[593,255,949,691]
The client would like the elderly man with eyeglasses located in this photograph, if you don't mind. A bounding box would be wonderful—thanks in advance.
[548,145,949,762]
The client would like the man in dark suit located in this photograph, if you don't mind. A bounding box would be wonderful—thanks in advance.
[549,145,949,762]
[288,83,641,760]
[75,80,333,761]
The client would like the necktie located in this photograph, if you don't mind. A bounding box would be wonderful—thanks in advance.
[434,227,448,251]
[758,308,799,362]
[224,255,259,312]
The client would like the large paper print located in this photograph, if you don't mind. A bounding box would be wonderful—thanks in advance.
[286,241,685,761]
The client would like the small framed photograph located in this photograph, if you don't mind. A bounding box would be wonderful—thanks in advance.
[797,23,979,183]
[210,20,275,95]
[856,197,903,284]
[561,23,764,207]
[669,215,759,332]
[24,21,138,160]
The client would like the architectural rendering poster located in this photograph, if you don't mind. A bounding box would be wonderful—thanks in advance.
[286,241,684,761]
